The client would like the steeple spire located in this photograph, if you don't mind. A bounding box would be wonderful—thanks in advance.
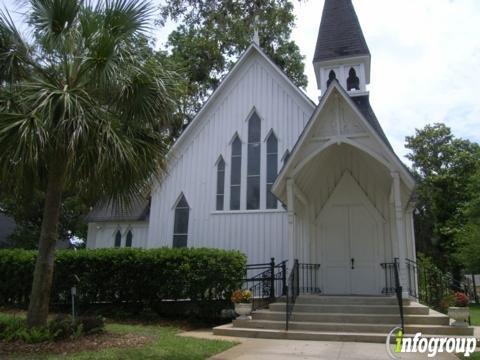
[313,0,371,96]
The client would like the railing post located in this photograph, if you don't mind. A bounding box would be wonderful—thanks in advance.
[270,257,275,300]
[472,274,479,304]
[282,261,287,296]
[295,259,299,297]
[393,258,404,331]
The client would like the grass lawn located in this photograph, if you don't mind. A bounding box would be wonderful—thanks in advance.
[470,304,480,326]
[1,312,237,360]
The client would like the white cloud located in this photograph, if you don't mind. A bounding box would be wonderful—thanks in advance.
[3,0,479,162]
[292,0,480,160]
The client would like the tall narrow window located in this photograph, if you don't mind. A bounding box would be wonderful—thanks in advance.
[266,132,278,209]
[114,230,121,248]
[230,136,242,210]
[347,67,360,90]
[173,194,189,248]
[216,157,225,210]
[125,230,133,247]
[247,112,261,210]
[327,70,336,87]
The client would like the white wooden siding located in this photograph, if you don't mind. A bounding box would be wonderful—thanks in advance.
[147,48,315,264]
[87,222,149,249]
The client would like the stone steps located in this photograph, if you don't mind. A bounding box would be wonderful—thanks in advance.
[269,302,429,315]
[213,324,475,344]
[253,310,450,325]
[233,319,473,336]
[212,295,475,342]
[295,295,410,306]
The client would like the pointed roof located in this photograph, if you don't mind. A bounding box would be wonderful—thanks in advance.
[272,80,415,201]
[313,0,370,62]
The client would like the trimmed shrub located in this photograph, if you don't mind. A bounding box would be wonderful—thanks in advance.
[0,248,246,313]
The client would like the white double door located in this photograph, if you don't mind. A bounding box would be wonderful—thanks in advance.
[318,203,382,295]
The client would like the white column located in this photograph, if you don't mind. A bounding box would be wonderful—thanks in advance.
[391,171,409,298]
[286,179,296,272]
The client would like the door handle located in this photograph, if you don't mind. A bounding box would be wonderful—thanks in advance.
[351,258,355,269]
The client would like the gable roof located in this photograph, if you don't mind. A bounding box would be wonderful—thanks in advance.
[169,43,315,157]
[86,197,150,223]
[272,80,415,197]
[314,0,370,62]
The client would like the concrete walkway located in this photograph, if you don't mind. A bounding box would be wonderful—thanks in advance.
[179,329,475,359]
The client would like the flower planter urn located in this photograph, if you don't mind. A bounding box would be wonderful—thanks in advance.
[448,306,469,327]
[234,302,252,320]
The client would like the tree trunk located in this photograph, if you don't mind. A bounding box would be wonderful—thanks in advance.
[27,157,66,328]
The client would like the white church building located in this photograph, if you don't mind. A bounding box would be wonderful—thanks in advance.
[87,0,417,297]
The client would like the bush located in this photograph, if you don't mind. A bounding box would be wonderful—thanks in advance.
[0,315,53,343]
[0,248,246,317]
[76,315,105,335]
[0,314,105,343]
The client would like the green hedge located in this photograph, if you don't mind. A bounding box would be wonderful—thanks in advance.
[0,248,246,309]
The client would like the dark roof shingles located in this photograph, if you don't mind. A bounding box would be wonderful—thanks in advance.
[314,0,370,62]
[86,198,150,223]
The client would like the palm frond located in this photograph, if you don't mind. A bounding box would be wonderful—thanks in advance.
[0,10,33,83]
[29,0,81,43]
[102,0,152,38]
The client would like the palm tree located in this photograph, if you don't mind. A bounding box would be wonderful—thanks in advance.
[0,0,179,327]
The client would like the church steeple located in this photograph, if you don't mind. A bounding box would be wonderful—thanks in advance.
[313,0,371,96]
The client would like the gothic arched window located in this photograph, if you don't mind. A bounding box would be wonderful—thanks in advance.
[247,112,261,210]
[125,230,133,247]
[230,135,242,210]
[327,70,336,87]
[173,194,189,248]
[347,67,360,90]
[216,156,225,211]
[266,132,278,209]
[114,230,121,248]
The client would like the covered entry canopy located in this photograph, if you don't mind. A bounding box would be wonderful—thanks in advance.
[272,81,416,296]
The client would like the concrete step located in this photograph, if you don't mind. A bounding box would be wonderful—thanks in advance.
[213,323,475,343]
[233,319,474,336]
[214,323,389,343]
[253,310,450,325]
[295,295,410,306]
[269,302,430,315]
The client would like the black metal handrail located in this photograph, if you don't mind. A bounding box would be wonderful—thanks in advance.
[299,263,321,294]
[285,259,299,331]
[393,258,405,331]
[405,258,477,310]
[381,261,396,295]
[381,259,404,331]
[406,258,418,298]
[244,258,287,311]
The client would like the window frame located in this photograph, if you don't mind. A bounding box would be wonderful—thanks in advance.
[114,230,121,248]
[246,112,261,210]
[125,229,133,247]
[216,156,225,211]
[266,131,278,209]
[173,194,190,248]
[230,135,242,210]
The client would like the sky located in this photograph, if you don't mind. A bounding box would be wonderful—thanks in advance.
[2,0,480,161]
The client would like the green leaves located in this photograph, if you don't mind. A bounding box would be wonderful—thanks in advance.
[0,248,247,312]
[0,0,182,209]
[29,0,81,36]
[405,123,480,270]
[158,0,307,124]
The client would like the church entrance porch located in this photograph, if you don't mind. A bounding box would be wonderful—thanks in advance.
[279,140,399,296]
[271,84,417,298]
